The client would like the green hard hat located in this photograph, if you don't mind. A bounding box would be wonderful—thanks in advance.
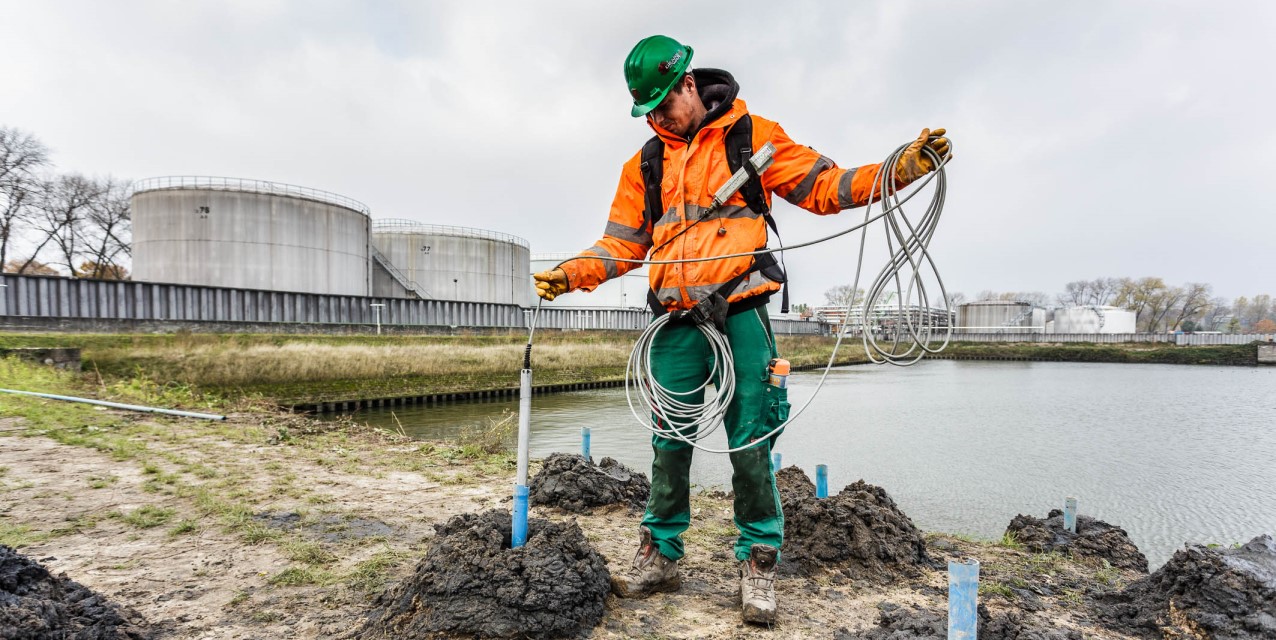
[624,35,694,117]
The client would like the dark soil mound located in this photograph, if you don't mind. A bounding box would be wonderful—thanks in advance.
[351,509,611,639]
[1006,509,1148,572]
[1098,534,1276,639]
[779,469,934,580]
[834,601,1081,639]
[0,545,151,639]
[529,453,649,513]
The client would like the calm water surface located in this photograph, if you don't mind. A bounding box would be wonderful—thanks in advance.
[345,360,1276,567]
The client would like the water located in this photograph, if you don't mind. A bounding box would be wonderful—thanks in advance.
[345,360,1276,567]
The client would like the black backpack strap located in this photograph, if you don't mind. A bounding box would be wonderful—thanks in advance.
[725,114,789,313]
[639,135,665,233]
[724,114,772,223]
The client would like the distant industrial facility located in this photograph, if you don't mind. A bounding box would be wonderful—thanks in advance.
[131,177,530,306]
[957,301,1137,334]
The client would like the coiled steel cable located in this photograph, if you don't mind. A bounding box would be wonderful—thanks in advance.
[535,137,952,453]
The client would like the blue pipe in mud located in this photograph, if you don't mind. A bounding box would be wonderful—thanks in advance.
[1064,496,1078,533]
[513,368,533,548]
[512,484,529,547]
[948,557,980,639]
[772,452,781,470]
[816,464,828,498]
[581,427,591,461]
[0,388,225,421]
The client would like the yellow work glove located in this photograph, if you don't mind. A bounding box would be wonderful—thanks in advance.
[893,127,951,184]
[533,268,569,301]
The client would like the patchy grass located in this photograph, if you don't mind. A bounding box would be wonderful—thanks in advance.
[282,539,338,566]
[168,519,200,537]
[0,522,51,548]
[119,505,177,529]
[344,549,412,593]
[268,565,335,587]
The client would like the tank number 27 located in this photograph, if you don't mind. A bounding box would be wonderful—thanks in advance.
[195,206,210,218]
[420,245,431,254]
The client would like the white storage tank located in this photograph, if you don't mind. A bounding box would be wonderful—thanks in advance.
[372,219,530,305]
[131,177,371,296]
[1052,306,1137,333]
[957,300,1042,333]
[529,253,650,309]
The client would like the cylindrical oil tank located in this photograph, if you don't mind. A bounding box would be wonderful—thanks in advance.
[529,253,650,309]
[372,219,530,305]
[957,300,1040,333]
[1052,306,1137,333]
[131,177,371,296]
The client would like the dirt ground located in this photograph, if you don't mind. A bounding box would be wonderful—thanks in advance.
[0,409,1149,639]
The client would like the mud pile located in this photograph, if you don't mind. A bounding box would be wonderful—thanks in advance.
[777,467,934,580]
[1005,509,1148,572]
[0,545,151,639]
[1098,534,1276,639]
[351,509,611,640]
[835,601,1082,639]
[529,453,649,513]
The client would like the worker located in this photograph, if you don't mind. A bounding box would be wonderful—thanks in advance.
[532,35,949,624]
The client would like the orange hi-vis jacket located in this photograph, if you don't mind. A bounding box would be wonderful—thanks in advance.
[561,69,888,313]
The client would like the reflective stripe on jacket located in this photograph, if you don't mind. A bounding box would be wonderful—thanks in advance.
[562,69,888,312]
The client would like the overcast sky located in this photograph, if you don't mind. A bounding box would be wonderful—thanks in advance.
[2,1,1272,305]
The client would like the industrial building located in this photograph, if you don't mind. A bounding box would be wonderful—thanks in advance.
[132,177,372,296]
[815,303,955,334]
[131,177,530,306]
[957,300,1048,333]
[1050,306,1137,333]
[372,219,530,306]
[956,301,1139,334]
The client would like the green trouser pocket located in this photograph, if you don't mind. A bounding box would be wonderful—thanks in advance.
[762,383,790,445]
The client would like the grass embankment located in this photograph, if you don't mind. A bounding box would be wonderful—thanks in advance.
[940,341,1257,366]
[0,331,863,405]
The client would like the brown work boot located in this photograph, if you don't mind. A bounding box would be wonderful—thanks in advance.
[740,543,778,624]
[610,526,680,598]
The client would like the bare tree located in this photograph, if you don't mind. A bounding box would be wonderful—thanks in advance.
[0,127,51,269]
[78,177,131,278]
[822,284,864,308]
[1202,297,1231,331]
[1057,280,1087,307]
[19,174,102,275]
[1169,282,1212,331]
[945,291,967,307]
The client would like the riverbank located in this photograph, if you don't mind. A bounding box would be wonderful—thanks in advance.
[934,340,1258,366]
[0,332,868,407]
[0,357,1178,638]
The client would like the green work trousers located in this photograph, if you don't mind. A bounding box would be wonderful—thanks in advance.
[641,305,791,562]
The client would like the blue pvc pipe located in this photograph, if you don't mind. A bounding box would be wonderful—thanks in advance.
[948,557,980,639]
[512,484,529,548]
[581,427,591,461]
[815,464,828,499]
[1064,496,1078,533]
[772,452,781,471]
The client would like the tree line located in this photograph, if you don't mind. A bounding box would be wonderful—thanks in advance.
[0,126,131,279]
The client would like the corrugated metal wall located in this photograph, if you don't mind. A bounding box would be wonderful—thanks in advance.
[0,274,828,334]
